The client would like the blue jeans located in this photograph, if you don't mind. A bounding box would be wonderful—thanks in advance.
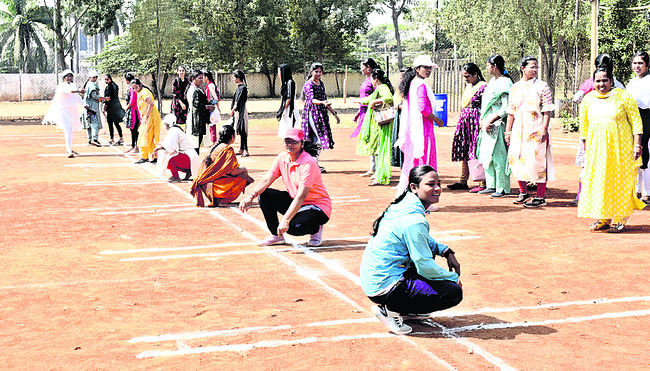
[369,268,462,314]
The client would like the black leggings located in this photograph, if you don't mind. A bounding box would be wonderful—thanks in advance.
[130,128,139,147]
[259,188,329,236]
[195,132,203,155]
[240,132,248,152]
[107,119,123,140]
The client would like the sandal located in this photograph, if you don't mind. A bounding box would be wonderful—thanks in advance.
[607,223,626,233]
[589,220,610,232]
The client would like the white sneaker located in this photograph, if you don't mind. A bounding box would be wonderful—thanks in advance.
[402,313,433,320]
[307,225,324,246]
[371,305,412,335]
[258,234,285,246]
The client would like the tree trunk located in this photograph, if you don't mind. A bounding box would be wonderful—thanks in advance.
[161,73,169,98]
[55,0,67,70]
[261,63,275,97]
[392,7,403,69]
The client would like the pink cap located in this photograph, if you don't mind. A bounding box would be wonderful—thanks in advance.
[284,128,305,142]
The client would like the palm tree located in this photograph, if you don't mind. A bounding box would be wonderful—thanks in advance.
[0,0,51,73]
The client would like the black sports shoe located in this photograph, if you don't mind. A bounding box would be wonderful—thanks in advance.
[447,182,469,190]
[523,197,546,208]
[134,158,148,164]
[513,193,531,204]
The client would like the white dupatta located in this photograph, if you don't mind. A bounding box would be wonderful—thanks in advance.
[396,77,436,159]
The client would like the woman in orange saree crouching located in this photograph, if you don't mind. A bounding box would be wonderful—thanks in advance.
[190,125,254,207]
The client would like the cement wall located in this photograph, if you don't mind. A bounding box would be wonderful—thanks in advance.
[0,72,380,102]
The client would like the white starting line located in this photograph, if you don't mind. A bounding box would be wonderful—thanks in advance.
[102,231,480,262]
[131,294,650,360]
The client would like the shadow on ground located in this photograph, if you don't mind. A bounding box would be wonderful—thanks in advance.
[408,314,557,340]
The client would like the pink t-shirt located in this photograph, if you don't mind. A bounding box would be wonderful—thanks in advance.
[269,150,332,218]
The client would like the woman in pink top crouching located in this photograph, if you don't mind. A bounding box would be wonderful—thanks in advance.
[239,128,331,247]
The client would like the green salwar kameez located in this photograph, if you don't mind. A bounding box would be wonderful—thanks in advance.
[357,84,394,184]
[477,76,512,193]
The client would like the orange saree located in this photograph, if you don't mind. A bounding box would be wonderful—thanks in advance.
[190,145,249,206]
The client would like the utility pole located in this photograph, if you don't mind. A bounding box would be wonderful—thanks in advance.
[591,0,599,73]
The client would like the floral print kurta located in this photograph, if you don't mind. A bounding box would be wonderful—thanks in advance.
[507,78,555,182]
[301,80,334,149]
[452,82,486,161]
[172,77,190,126]
[578,88,645,219]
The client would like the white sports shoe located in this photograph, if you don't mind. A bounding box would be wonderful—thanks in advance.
[307,225,324,246]
[371,305,412,335]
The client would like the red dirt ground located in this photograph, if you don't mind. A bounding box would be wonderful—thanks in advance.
[1,117,649,370]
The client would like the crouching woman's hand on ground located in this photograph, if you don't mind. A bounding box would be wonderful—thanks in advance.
[239,194,255,213]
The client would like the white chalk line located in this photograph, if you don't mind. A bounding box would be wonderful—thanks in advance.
[136,333,395,359]
[63,179,166,186]
[107,231,478,260]
[100,207,199,215]
[332,199,370,204]
[129,317,377,343]
[101,145,479,368]
[226,206,494,369]
[437,295,650,318]
[64,163,135,168]
[38,152,124,157]
[107,144,368,312]
[0,277,151,290]
[443,308,650,334]
[81,203,194,212]
[423,321,516,371]
[103,241,365,256]
[100,160,453,367]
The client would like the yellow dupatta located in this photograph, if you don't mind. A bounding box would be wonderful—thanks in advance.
[461,81,488,108]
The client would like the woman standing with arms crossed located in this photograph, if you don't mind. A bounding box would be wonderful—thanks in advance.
[204,70,221,144]
[505,56,555,208]
[83,70,102,147]
[357,68,394,186]
[578,66,645,232]
[187,70,213,155]
[476,55,513,198]
[124,73,140,153]
[395,55,444,197]
[448,63,487,192]
[172,66,190,127]
[301,62,340,172]
[277,64,298,138]
[231,70,250,157]
[627,51,650,204]
[99,74,125,146]
[360,165,462,335]
[132,79,162,164]
[353,58,378,176]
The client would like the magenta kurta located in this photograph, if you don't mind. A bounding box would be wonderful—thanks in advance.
[396,79,437,194]
[351,77,375,138]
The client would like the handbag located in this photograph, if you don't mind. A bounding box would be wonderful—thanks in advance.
[468,158,486,182]
[374,103,395,126]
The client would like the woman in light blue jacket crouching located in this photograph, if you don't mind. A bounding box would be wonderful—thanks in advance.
[360,164,462,335]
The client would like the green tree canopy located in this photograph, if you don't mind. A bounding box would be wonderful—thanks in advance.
[0,0,51,72]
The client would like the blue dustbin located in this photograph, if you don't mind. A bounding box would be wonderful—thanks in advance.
[434,93,448,126]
